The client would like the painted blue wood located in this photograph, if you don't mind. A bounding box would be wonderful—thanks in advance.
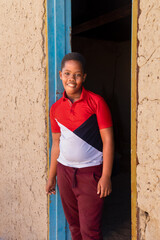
[47,0,71,239]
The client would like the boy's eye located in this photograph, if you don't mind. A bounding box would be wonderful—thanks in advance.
[64,72,70,76]
[76,74,82,78]
[63,72,83,78]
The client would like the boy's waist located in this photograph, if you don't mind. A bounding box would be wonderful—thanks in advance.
[57,161,102,172]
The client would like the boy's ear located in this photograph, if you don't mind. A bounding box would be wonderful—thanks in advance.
[83,73,87,82]
[59,71,62,80]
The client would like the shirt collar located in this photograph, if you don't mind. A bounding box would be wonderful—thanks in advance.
[62,87,86,101]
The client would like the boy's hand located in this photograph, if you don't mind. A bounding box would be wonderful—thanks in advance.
[97,175,112,198]
[46,177,56,195]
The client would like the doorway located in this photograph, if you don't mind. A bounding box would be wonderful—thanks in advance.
[71,1,132,239]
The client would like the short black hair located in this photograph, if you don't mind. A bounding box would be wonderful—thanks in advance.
[61,52,86,73]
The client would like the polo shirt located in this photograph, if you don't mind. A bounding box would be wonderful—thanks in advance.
[50,87,112,168]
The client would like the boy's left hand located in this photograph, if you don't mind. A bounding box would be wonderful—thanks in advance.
[97,175,112,198]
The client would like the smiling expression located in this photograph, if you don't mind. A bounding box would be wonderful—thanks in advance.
[59,60,87,100]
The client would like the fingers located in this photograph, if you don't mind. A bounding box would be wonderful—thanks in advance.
[97,184,112,198]
[100,189,105,198]
[48,189,56,195]
[97,183,105,198]
[104,189,108,197]
[46,183,56,195]
[101,189,111,198]
[108,188,112,195]
[97,182,101,195]
[46,178,57,195]
[100,188,109,198]
[46,188,56,195]
[105,189,112,197]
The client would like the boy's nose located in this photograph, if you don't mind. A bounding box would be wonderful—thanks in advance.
[69,74,76,80]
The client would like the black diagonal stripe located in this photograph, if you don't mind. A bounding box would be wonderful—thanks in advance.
[73,114,102,152]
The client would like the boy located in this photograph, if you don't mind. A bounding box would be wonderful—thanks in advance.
[46,52,114,240]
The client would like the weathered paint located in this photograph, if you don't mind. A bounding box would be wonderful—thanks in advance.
[131,0,138,239]
[47,0,71,239]
[44,0,50,239]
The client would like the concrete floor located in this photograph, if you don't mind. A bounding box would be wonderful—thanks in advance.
[102,156,131,240]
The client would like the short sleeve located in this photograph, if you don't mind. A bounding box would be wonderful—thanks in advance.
[50,105,61,133]
[96,97,113,129]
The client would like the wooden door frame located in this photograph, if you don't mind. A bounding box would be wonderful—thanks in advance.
[131,0,138,239]
[45,0,139,239]
[45,0,71,239]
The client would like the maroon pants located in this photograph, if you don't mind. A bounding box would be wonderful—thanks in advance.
[57,162,104,240]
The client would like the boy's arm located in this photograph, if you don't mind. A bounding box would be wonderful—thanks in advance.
[46,132,61,195]
[97,127,114,198]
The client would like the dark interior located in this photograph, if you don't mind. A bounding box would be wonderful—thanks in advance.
[72,0,131,239]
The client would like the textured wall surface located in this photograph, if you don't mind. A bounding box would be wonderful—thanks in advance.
[137,0,160,239]
[0,0,48,239]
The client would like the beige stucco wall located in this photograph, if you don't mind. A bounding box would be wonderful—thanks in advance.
[1,0,160,239]
[137,0,160,239]
[0,1,48,239]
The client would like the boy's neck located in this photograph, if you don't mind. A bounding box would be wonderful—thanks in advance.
[65,89,82,103]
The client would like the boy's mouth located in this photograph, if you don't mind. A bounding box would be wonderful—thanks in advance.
[67,83,77,88]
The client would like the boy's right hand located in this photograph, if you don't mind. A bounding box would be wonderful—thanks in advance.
[46,178,56,195]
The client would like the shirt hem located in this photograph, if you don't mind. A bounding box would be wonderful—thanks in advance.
[57,159,103,168]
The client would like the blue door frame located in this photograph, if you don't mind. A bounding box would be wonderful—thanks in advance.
[47,0,71,239]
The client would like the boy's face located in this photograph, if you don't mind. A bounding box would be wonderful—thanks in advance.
[59,60,87,97]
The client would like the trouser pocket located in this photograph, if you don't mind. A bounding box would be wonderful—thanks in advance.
[91,165,102,186]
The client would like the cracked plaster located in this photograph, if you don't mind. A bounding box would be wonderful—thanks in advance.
[0,0,47,239]
[137,0,160,239]
[1,0,160,239]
